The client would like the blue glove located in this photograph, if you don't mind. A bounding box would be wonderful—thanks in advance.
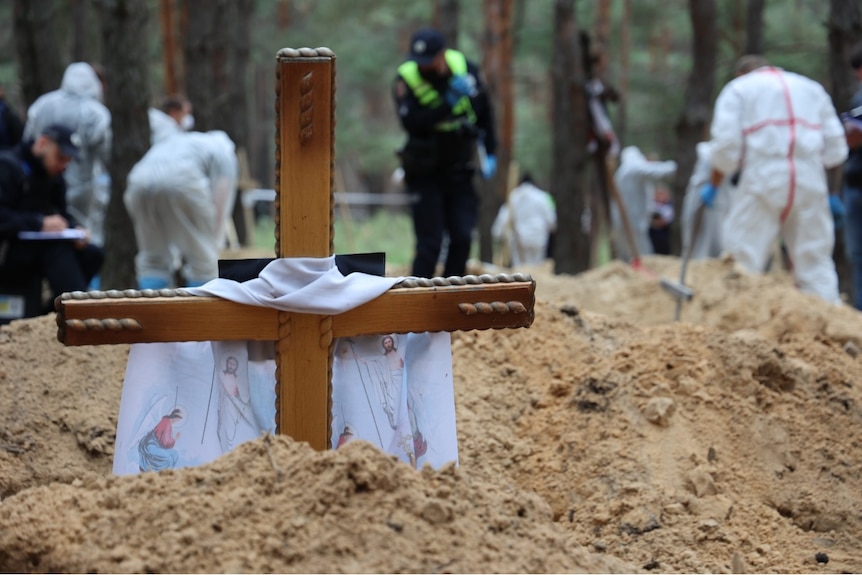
[830,195,845,230]
[445,74,472,107]
[699,183,718,208]
[482,154,497,180]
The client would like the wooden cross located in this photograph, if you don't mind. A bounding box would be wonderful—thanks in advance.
[54,48,535,452]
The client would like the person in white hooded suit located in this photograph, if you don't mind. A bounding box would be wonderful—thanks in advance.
[125,130,238,289]
[611,146,677,262]
[492,173,556,267]
[24,62,112,246]
[148,95,194,145]
[680,141,734,260]
[703,55,848,303]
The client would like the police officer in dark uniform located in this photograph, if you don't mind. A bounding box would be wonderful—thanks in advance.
[393,27,497,278]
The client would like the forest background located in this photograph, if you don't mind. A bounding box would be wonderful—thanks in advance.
[2,0,861,290]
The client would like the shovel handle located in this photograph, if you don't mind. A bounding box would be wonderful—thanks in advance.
[674,200,708,321]
[679,201,707,284]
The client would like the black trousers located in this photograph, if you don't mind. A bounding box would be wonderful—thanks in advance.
[0,239,104,300]
[408,169,478,278]
[649,226,671,255]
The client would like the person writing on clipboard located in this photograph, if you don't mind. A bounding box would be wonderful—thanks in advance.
[0,123,103,303]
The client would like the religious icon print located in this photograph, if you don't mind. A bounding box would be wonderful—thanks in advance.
[331,332,458,469]
[113,341,276,475]
[114,332,456,475]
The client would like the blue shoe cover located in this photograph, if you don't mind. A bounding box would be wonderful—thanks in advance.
[138,276,170,290]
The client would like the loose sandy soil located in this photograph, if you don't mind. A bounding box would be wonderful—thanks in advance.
[1,254,861,573]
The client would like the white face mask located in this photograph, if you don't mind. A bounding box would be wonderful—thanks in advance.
[181,114,195,131]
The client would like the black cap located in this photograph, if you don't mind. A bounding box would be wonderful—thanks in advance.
[41,124,81,160]
[408,28,445,66]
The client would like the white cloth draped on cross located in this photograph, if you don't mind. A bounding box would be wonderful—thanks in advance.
[112,257,458,475]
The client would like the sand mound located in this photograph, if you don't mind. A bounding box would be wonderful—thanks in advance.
[1,255,861,573]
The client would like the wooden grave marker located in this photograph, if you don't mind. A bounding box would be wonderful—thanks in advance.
[55,48,535,452]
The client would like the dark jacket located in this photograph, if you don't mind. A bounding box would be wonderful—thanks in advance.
[845,85,862,187]
[0,141,77,239]
[393,53,497,175]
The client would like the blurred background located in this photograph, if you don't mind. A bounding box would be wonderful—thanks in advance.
[1,0,859,283]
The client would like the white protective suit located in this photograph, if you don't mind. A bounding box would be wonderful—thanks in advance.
[148,107,183,145]
[611,146,677,262]
[680,141,733,260]
[491,180,557,267]
[125,130,238,287]
[24,63,112,245]
[709,65,848,303]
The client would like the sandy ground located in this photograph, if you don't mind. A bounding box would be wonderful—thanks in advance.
[1,254,861,573]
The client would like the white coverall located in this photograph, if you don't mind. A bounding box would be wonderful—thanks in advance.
[491,180,557,267]
[680,141,733,260]
[24,63,112,245]
[148,107,183,145]
[125,130,238,288]
[709,66,848,303]
[611,146,677,262]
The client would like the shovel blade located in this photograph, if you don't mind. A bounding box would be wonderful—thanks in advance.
[660,277,694,301]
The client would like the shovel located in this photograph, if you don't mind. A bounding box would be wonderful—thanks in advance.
[660,200,706,320]
[604,155,651,274]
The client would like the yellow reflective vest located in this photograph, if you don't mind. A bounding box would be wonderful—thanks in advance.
[397,49,477,130]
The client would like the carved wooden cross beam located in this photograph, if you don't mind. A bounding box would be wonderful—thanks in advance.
[55,48,535,452]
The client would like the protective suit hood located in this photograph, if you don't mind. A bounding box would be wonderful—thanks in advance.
[620,146,646,165]
[60,63,103,101]
[148,108,182,145]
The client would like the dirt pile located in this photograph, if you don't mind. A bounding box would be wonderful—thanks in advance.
[1,255,861,573]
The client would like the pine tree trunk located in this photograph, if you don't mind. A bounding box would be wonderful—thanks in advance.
[71,0,89,62]
[827,0,862,112]
[670,0,718,255]
[182,0,221,134]
[12,0,64,107]
[96,0,153,289]
[617,0,631,145]
[435,0,459,49]
[160,0,179,96]
[182,0,254,244]
[827,0,862,303]
[551,0,591,275]
[593,0,611,79]
[479,0,514,264]
[745,0,765,54]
